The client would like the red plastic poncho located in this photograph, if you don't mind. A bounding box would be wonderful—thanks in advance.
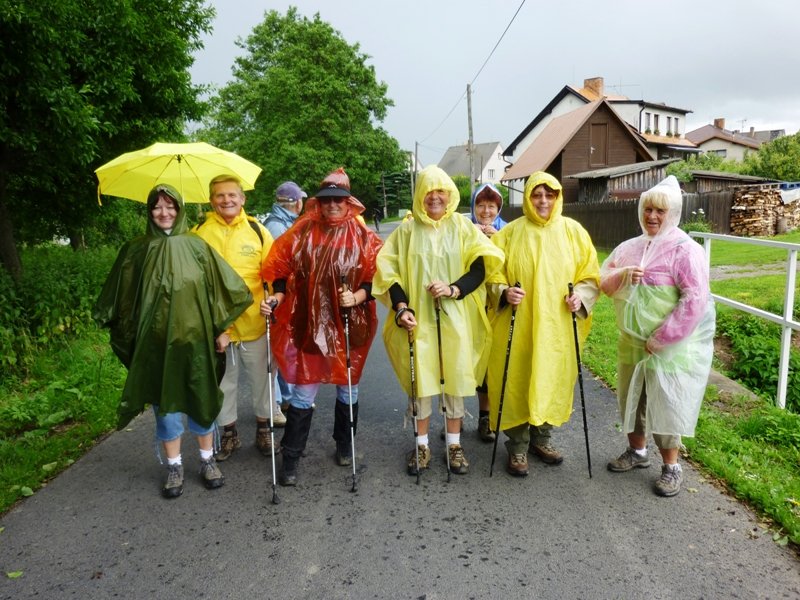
[262,195,383,385]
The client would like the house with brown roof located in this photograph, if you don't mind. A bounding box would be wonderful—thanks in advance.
[685,119,761,161]
[504,77,698,170]
[501,99,652,206]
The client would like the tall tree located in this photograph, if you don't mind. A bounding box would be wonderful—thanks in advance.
[743,132,800,182]
[0,0,213,279]
[199,8,407,212]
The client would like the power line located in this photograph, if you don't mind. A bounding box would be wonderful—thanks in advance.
[418,0,526,145]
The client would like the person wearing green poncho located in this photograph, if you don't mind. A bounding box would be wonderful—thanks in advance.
[94,184,251,499]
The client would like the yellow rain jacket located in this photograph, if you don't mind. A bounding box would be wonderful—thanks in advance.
[193,210,273,343]
[373,166,504,398]
[487,172,600,429]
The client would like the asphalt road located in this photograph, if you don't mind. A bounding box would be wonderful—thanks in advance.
[1,220,799,599]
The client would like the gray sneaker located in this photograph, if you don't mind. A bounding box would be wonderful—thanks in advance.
[199,458,225,489]
[161,464,184,499]
[654,464,683,497]
[607,447,651,472]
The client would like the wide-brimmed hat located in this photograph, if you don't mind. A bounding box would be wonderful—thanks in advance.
[315,167,352,198]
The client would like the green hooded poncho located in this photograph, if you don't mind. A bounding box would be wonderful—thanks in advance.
[94,184,252,429]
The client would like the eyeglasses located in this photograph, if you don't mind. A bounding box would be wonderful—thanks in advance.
[319,197,346,204]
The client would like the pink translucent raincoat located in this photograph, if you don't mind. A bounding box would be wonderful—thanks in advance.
[600,176,716,436]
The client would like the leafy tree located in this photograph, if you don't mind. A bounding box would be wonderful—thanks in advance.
[199,8,407,214]
[742,132,800,182]
[0,0,213,279]
[665,153,745,183]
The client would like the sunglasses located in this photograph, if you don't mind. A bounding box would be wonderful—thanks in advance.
[319,197,346,204]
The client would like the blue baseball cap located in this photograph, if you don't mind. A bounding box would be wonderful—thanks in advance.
[275,181,307,202]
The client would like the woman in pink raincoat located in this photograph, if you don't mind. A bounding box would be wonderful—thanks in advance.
[600,176,715,497]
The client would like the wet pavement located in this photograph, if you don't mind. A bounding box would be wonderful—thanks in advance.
[2,295,799,599]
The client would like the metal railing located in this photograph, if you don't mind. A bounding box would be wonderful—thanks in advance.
[691,232,799,409]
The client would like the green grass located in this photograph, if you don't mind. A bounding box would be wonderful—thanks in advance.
[708,230,800,267]
[0,329,124,512]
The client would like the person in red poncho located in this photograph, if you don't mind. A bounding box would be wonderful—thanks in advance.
[261,168,383,486]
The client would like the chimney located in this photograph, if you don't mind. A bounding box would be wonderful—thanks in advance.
[713,118,726,130]
[749,126,755,137]
[584,77,605,98]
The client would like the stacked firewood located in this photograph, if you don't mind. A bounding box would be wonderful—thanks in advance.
[729,185,782,236]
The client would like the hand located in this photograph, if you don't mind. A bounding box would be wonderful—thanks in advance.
[505,285,525,306]
[397,308,417,331]
[260,296,280,317]
[565,293,582,313]
[215,332,231,353]
[630,266,644,285]
[338,286,357,308]
[482,225,497,237]
[645,337,662,355]
[426,280,452,299]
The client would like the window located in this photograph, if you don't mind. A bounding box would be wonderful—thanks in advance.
[488,168,495,179]
[711,149,727,157]
[653,114,660,134]
[674,118,680,135]
[644,112,651,131]
[667,116,672,134]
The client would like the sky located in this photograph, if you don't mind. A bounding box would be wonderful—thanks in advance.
[189,0,800,167]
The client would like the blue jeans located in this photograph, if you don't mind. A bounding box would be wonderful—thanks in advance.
[289,384,359,410]
[153,406,215,442]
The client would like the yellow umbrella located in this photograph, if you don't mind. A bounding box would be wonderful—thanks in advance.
[95,141,262,203]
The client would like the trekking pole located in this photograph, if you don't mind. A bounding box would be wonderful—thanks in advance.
[490,282,520,477]
[408,329,421,485]
[340,275,358,492]
[263,283,280,504]
[434,296,451,482]
[568,283,592,479]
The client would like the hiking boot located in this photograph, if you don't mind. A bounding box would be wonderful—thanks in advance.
[255,427,281,456]
[506,453,529,477]
[215,428,241,462]
[406,444,431,476]
[161,464,184,499]
[336,441,352,466]
[279,454,299,486]
[607,447,651,472]
[199,458,225,489]
[271,410,287,427]
[529,441,563,465]
[654,464,683,497]
[447,444,470,475]
[478,415,496,442]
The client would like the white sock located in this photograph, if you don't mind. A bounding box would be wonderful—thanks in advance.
[199,448,213,461]
[167,454,182,466]
[665,462,681,472]
[445,433,460,446]
[633,447,647,457]
[417,434,429,447]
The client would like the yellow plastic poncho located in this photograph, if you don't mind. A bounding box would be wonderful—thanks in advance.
[373,166,504,398]
[487,171,600,429]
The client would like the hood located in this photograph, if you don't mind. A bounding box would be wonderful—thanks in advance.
[522,171,563,226]
[412,165,460,226]
[145,183,188,237]
[638,175,682,238]
[470,182,505,227]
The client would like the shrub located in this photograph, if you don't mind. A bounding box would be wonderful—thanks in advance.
[680,208,713,235]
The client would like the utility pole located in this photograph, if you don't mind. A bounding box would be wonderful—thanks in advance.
[467,84,476,198]
[381,173,387,219]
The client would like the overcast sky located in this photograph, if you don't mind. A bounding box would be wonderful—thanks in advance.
[190,0,800,167]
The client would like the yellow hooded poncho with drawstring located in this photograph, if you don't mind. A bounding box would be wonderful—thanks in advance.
[486,171,600,430]
[373,166,504,399]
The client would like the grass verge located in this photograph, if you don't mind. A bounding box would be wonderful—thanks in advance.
[0,329,124,513]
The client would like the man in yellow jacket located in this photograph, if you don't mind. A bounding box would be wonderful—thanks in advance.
[193,174,285,462]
